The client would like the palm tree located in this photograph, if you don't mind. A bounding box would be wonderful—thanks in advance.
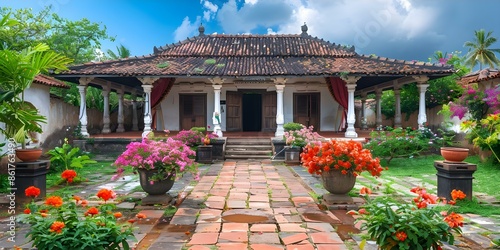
[106,44,131,59]
[464,29,500,70]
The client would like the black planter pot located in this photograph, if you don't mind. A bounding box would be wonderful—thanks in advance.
[272,139,286,160]
[137,168,175,195]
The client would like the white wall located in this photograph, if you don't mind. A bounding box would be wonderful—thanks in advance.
[23,83,50,143]
[157,79,342,132]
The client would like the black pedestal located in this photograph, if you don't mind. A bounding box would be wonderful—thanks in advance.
[197,145,213,164]
[272,139,286,160]
[14,160,50,203]
[210,139,226,161]
[434,161,476,201]
[284,147,301,165]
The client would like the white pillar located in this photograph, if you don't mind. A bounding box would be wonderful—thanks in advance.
[131,94,139,131]
[101,85,111,134]
[116,89,125,132]
[138,77,159,138]
[344,76,360,138]
[273,77,287,137]
[414,76,430,129]
[360,93,368,130]
[394,87,402,128]
[77,77,93,138]
[209,77,225,137]
[375,88,383,130]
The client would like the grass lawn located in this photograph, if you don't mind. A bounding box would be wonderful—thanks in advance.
[378,154,500,199]
[359,154,500,216]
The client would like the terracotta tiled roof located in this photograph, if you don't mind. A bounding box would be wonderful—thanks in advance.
[59,34,454,78]
[459,68,500,85]
[154,34,356,57]
[34,74,69,88]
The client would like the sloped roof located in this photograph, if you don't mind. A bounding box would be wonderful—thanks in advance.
[62,34,453,76]
[55,33,454,92]
[459,68,500,85]
[34,74,69,88]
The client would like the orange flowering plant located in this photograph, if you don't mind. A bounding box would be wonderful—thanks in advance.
[301,139,384,177]
[349,186,464,250]
[20,186,136,249]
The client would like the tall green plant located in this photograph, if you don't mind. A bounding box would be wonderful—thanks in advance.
[46,138,97,173]
[0,15,73,147]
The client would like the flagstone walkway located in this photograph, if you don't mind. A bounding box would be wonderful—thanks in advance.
[1,159,499,249]
[136,160,350,250]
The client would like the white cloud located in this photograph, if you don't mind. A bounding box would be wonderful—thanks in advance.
[201,0,218,22]
[174,16,202,42]
[267,28,277,35]
[245,0,258,4]
[217,0,294,33]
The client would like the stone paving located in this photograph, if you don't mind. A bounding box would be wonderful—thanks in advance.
[1,160,499,249]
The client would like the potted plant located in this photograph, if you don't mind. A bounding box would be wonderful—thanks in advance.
[113,136,199,196]
[283,123,322,164]
[0,34,72,161]
[350,186,465,249]
[301,140,384,195]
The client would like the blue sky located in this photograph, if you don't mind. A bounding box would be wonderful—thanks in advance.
[2,0,500,63]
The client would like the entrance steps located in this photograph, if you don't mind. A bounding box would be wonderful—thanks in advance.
[224,138,272,160]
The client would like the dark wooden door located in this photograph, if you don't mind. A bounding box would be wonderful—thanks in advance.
[293,93,320,130]
[179,94,206,130]
[262,92,277,132]
[226,91,242,131]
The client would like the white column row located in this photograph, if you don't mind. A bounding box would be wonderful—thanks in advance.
[77,77,146,138]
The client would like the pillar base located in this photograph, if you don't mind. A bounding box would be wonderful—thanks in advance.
[344,130,358,138]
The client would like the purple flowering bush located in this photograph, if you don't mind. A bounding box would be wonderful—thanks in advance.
[172,130,204,147]
[449,85,500,121]
[113,138,199,182]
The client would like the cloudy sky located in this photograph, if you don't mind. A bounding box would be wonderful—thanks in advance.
[2,0,499,62]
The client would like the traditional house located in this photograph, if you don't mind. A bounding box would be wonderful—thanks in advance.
[54,24,454,139]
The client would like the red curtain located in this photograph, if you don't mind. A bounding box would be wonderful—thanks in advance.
[327,77,348,131]
[151,78,175,130]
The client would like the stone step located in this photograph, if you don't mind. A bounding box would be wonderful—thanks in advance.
[224,154,271,159]
[225,145,273,150]
[225,150,272,155]
[226,138,271,145]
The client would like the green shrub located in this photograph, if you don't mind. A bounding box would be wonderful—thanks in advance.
[46,138,97,173]
[190,127,206,134]
[364,127,442,163]
[283,122,303,132]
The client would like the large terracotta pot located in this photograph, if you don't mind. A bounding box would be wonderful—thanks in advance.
[440,147,469,163]
[321,169,357,195]
[137,168,175,195]
[15,149,43,162]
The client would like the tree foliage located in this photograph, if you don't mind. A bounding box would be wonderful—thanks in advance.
[0,6,115,64]
[464,29,500,70]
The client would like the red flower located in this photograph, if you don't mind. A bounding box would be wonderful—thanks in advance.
[444,212,464,228]
[301,140,383,177]
[61,170,77,183]
[96,188,115,202]
[25,186,40,198]
[114,212,122,218]
[24,208,31,214]
[360,187,372,195]
[451,189,466,201]
[136,213,147,219]
[45,196,63,208]
[85,207,99,216]
[49,221,65,234]
[395,231,407,241]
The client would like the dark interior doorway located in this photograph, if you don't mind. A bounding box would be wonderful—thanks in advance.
[242,93,262,131]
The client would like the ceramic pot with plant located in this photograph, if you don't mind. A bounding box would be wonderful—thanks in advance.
[113,137,199,195]
[301,140,384,195]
